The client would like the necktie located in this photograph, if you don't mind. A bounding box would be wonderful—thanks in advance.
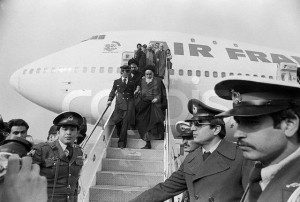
[203,151,211,161]
[123,78,127,84]
[248,163,262,202]
[65,146,73,161]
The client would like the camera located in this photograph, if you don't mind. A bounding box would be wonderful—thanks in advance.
[0,115,33,180]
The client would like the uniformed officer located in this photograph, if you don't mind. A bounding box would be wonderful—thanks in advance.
[175,121,199,155]
[175,121,199,202]
[129,99,252,202]
[107,65,136,148]
[214,76,300,202]
[32,111,84,202]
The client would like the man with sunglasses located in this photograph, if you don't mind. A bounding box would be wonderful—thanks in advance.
[107,65,136,149]
[214,76,300,202]
[130,98,251,202]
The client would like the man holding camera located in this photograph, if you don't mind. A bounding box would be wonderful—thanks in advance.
[32,111,84,202]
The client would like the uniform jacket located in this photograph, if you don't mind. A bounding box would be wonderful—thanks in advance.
[32,140,84,201]
[130,139,252,202]
[241,156,300,202]
[108,77,135,111]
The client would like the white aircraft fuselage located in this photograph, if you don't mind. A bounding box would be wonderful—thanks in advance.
[9,31,300,139]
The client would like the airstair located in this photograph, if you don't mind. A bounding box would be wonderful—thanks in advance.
[78,60,181,202]
[89,130,164,202]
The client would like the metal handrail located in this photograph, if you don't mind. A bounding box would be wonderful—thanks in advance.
[81,105,110,149]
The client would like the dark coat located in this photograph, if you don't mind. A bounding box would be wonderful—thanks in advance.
[108,77,135,125]
[135,49,146,71]
[241,155,300,202]
[129,139,252,202]
[32,140,84,202]
[130,71,143,87]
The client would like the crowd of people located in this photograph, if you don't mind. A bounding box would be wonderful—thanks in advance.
[107,58,167,149]
[0,112,86,202]
[134,42,172,78]
[1,48,300,202]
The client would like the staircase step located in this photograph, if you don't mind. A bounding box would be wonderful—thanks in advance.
[106,147,164,160]
[89,185,148,202]
[102,158,164,173]
[96,171,164,187]
[127,130,142,139]
[110,138,164,149]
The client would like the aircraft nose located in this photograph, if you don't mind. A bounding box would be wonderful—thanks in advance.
[9,69,22,91]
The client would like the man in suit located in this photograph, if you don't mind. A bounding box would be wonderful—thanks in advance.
[130,98,252,202]
[214,77,300,202]
[32,111,84,202]
[107,65,136,148]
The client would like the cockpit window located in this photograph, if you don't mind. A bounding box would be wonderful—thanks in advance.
[84,35,106,41]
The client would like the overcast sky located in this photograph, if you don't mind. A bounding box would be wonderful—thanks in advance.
[1,0,300,141]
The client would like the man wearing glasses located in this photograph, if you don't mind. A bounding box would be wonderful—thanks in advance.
[130,98,252,202]
[107,65,136,149]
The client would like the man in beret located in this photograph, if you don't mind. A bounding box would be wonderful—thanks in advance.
[32,111,84,202]
[214,76,300,202]
[107,65,136,148]
[130,99,251,202]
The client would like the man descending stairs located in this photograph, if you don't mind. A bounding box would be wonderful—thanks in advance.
[89,130,165,202]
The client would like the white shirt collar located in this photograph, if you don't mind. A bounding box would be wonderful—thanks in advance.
[202,139,222,154]
[58,139,67,151]
[260,146,300,190]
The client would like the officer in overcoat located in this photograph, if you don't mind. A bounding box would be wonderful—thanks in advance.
[107,65,136,148]
[129,99,252,202]
[214,76,300,202]
[32,111,84,202]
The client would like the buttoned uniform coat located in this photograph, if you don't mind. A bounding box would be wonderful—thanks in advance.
[32,140,84,202]
[108,77,136,125]
[129,139,252,202]
[241,155,300,202]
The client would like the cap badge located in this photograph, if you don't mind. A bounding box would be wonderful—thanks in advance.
[231,89,242,104]
[68,116,74,121]
[192,104,198,114]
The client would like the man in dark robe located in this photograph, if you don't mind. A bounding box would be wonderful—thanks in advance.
[135,65,166,149]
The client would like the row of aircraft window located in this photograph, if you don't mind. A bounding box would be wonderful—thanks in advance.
[22,67,274,79]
